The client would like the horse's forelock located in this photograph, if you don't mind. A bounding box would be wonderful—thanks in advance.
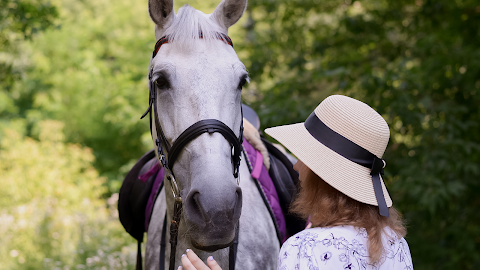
[162,5,227,52]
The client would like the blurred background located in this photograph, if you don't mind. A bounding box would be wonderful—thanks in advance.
[1,0,479,269]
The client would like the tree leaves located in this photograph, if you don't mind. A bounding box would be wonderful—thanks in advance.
[245,0,480,268]
[0,122,136,269]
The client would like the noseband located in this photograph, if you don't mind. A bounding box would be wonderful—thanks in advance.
[141,32,242,270]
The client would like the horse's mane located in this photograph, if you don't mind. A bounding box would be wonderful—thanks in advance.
[162,5,227,51]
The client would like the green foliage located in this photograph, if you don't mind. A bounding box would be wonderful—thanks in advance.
[0,0,57,131]
[0,0,140,267]
[11,0,157,192]
[0,121,136,269]
[244,0,480,268]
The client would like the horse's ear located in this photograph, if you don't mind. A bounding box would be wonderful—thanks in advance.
[212,0,248,29]
[148,0,175,30]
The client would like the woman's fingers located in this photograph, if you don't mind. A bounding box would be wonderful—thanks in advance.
[206,256,223,270]
[179,249,223,270]
[180,253,198,270]
[180,249,211,270]
[186,249,210,269]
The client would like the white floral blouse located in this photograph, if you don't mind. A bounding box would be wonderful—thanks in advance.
[278,226,413,270]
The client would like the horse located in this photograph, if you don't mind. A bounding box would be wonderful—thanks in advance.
[142,0,280,269]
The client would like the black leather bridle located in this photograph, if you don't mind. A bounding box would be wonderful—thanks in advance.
[141,32,243,270]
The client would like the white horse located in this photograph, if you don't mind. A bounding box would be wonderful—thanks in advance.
[143,0,279,269]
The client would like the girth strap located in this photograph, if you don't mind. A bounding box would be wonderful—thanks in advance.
[137,241,143,270]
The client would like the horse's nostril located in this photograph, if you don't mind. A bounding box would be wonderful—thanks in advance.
[190,191,207,221]
[228,188,242,220]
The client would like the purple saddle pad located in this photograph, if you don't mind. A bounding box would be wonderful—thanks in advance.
[139,162,164,232]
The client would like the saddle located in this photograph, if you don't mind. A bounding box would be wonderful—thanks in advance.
[118,149,164,270]
[118,149,156,243]
[261,137,306,237]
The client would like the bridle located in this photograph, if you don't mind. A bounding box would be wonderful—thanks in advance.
[141,32,243,270]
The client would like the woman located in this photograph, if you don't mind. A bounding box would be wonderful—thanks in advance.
[179,95,413,270]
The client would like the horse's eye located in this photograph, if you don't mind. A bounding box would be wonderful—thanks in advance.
[155,76,170,89]
[238,75,248,90]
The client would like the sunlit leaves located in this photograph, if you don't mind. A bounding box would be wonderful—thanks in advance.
[0,121,136,269]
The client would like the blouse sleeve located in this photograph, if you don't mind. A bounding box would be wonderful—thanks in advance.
[277,230,371,270]
[278,232,320,270]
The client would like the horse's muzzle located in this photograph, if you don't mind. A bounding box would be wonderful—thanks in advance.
[183,186,242,251]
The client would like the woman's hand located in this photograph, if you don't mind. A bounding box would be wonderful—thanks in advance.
[178,249,223,270]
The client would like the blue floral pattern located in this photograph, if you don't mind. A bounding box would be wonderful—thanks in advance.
[278,226,413,270]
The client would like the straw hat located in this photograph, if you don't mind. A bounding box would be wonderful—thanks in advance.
[264,95,392,210]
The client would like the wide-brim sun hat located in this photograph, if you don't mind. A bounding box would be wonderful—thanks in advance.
[265,95,392,216]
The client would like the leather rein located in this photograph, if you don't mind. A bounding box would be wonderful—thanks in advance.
[141,32,243,270]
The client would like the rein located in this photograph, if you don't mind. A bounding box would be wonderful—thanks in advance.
[141,32,242,270]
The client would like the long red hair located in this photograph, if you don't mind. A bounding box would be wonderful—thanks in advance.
[290,161,406,263]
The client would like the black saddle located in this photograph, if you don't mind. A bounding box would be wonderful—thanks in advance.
[118,149,162,270]
[261,137,306,237]
[118,149,157,242]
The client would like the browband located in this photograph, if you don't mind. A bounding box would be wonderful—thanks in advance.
[304,112,390,217]
[152,32,234,59]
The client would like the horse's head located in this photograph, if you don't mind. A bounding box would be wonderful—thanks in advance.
[147,0,248,251]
